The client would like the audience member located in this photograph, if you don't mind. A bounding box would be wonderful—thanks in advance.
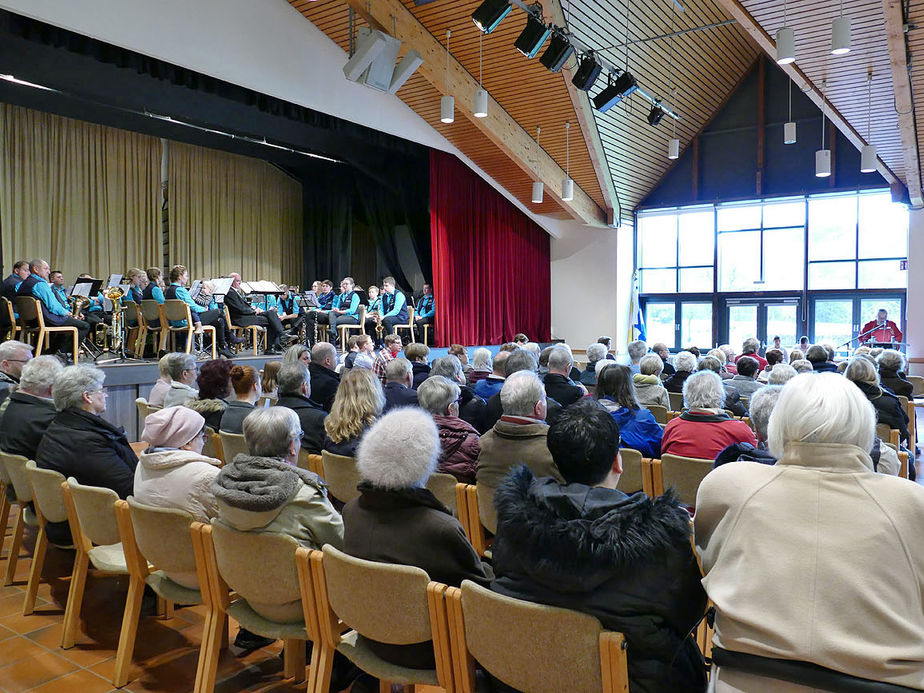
[273,362,327,454]
[697,356,746,417]
[372,334,402,385]
[382,358,418,412]
[537,345,553,377]
[651,341,676,375]
[186,358,232,430]
[0,355,62,459]
[758,348,785,383]
[661,370,757,459]
[430,355,486,433]
[469,347,493,385]
[736,337,768,370]
[706,349,733,380]
[340,335,361,371]
[147,353,173,407]
[0,340,32,404]
[877,350,913,399]
[418,375,480,484]
[788,348,803,365]
[404,342,431,389]
[491,399,707,693]
[342,407,492,669]
[730,356,765,398]
[791,359,813,374]
[513,333,528,345]
[352,335,376,370]
[219,365,261,434]
[768,363,797,385]
[448,344,472,377]
[309,342,341,412]
[598,335,617,361]
[799,335,809,352]
[714,386,782,466]
[634,353,671,409]
[473,350,508,400]
[626,339,647,375]
[163,353,199,408]
[543,345,585,407]
[283,343,311,365]
[844,357,910,446]
[695,373,924,690]
[261,360,281,400]
[323,368,384,458]
[664,350,697,393]
[521,342,541,362]
[580,343,606,386]
[718,344,738,375]
[805,344,838,373]
[596,364,662,458]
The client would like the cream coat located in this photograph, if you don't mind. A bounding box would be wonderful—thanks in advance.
[633,374,670,409]
[695,442,924,691]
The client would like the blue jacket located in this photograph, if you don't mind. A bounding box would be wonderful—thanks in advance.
[600,398,663,459]
[367,296,382,314]
[474,376,504,400]
[332,291,360,316]
[20,275,68,319]
[382,290,408,321]
[317,291,335,310]
[417,294,434,319]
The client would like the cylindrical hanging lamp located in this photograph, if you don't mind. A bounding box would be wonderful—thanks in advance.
[440,30,454,123]
[831,15,851,55]
[532,181,544,203]
[474,32,488,118]
[668,138,680,159]
[776,27,795,64]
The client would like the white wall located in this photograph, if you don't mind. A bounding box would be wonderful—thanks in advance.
[906,208,924,375]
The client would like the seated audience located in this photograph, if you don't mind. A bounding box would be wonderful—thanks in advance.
[404,342,431,389]
[596,364,662,458]
[730,356,765,399]
[473,349,508,401]
[372,334,402,385]
[418,375,480,484]
[877,350,913,399]
[661,370,757,459]
[580,343,606,387]
[633,353,670,409]
[543,345,585,407]
[468,347,493,385]
[521,342,541,362]
[768,363,797,385]
[0,355,61,460]
[664,350,697,393]
[697,356,746,417]
[342,407,492,669]
[309,342,341,412]
[0,340,32,404]
[448,344,472,377]
[757,348,785,383]
[718,344,738,375]
[788,348,803,364]
[805,344,838,373]
[706,349,733,380]
[283,343,311,365]
[163,353,199,408]
[714,386,782,466]
[273,362,327,454]
[323,368,384,458]
[382,358,418,412]
[147,353,173,407]
[261,360,281,400]
[484,350,562,430]
[844,357,910,446]
[695,373,924,690]
[430,355,487,433]
[598,335,617,361]
[219,365,261,434]
[651,341,676,375]
[627,339,647,375]
[186,358,232,431]
[351,334,376,371]
[791,359,813,374]
[537,345,553,378]
[491,400,708,693]
[340,334,362,371]
[736,337,768,370]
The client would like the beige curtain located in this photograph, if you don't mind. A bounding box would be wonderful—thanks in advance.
[0,104,161,280]
[167,141,303,285]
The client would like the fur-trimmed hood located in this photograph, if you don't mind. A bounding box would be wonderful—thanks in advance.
[185,397,228,415]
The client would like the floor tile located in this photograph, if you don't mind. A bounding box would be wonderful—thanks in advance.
[0,635,48,667]
[0,650,79,693]
[21,668,114,693]
[1,610,63,635]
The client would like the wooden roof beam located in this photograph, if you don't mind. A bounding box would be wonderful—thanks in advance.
[341,0,608,227]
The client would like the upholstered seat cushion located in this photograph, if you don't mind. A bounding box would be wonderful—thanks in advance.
[336,631,439,686]
[87,542,128,573]
[226,600,308,641]
[145,570,202,605]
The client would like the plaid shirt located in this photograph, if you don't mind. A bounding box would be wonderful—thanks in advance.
[373,348,398,384]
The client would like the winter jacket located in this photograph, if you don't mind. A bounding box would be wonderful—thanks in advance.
[185,397,228,432]
[663,370,692,394]
[473,375,504,401]
[492,467,708,693]
[411,362,431,390]
[164,381,198,408]
[432,414,480,484]
[543,373,584,407]
[579,365,598,387]
[309,362,340,413]
[598,399,663,458]
[0,369,17,406]
[811,360,839,373]
[467,369,490,385]
[219,400,255,434]
[879,367,913,400]
[274,394,327,454]
[458,385,487,434]
[633,374,669,410]
[735,352,769,370]
[852,380,910,443]
[729,375,764,399]
[720,381,747,417]
[383,382,418,412]
[661,411,757,461]
[476,418,564,493]
[0,391,56,460]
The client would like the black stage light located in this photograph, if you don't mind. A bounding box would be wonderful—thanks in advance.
[592,72,638,112]
[539,31,574,73]
[515,9,552,58]
[472,0,512,34]
[647,105,666,126]
[572,53,602,91]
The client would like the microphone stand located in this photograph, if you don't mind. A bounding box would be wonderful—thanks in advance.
[839,323,885,350]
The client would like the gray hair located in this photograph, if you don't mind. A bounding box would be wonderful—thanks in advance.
[276,362,310,397]
[385,357,412,383]
[417,375,460,415]
[768,363,797,385]
[768,373,874,458]
[639,353,663,376]
[627,340,647,362]
[844,357,879,386]
[53,364,105,411]
[166,352,197,381]
[243,407,301,458]
[522,342,541,358]
[674,350,697,373]
[0,340,32,362]
[19,355,63,394]
[791,359,813,374]
[707,348,726,365]
[585,343,607,365]
[157,353,172,378]
[356,408,439,489]
[682,370,725,410]
[472,347,493,371]
[500,370,546,417]
[718,344,736,361]
[430,355,463,383]
[547,345,573,372]
[877,349,905,372]
[311,342,336,366]
[742,337,760,354]
[749,386,782,440]
[283,343,309,364]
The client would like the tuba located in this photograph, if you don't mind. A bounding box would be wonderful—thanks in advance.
[103,286,125,352]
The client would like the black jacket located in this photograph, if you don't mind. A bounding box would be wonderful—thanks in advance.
[721,382,747,417]
[222,288,256,319]
[411,362,431,390]
[458,384,487,434]
[543,373,584,407]
[664,370,692,394]
[383,382,418,412]
[483,392,563,431]
[491,467,708,693]
[219,400,255,434]
[879,367,913,399]
[274,394,327,454]
[714,442,777,467]
[36,407,138,499]
[309,362,340,413]
[0,391,56,460]
[853,380,910,443]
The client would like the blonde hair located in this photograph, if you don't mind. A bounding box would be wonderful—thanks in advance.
[261,360,281,393]
[324,368,385,443]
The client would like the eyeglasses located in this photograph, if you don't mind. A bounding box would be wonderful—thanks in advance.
[5,358,30,364]
[85,388,106,396]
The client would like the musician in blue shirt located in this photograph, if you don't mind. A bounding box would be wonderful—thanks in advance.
[381,275,409,337]
[121,268,146,305]
[49,271,70,312]
[304,279,335,345]
[164,265,236,358]
[328,277,361,347]
[17,259,90,353]
[142,268,166,303]
[415,283,435,342]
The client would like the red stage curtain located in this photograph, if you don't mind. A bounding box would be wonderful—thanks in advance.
[430,150,551,347]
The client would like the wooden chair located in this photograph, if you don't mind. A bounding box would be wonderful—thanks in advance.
[898,450,909,479]
[139,299,168,355]
[426,471,459,516]
[255,394,277,409]
[336,305,367,350]
[616,448,651,496]
[22,462,70,615]
[134,397,161,422]
[218,431,248,465]
[224,304,265,356]
[907,375,924,399]
[163,300,216,359]
[460,484,492,558]
[0,451,38,586]
[668,391,684,412]
[296,450,324,476]
[310,544,454,692]
[0,297,21,341]
[875,423,901,448]
[650,454,714,507]
[202,427,224,465]
[14,296,78,359]
[320,450,361,504]
[60,478,130,649]
[393,306,416,343]
[446,580,629,693]
[898,395,915,446]
[647,404,669,424]
[0,452,14,572]
[122,301,143,357]
[455,483,473,546]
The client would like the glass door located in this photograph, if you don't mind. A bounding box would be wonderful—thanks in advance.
[723,299,801,351]
[727,304,758,352]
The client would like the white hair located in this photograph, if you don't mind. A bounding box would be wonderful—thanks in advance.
[430,355,464,383]
[472,348,493,371]
[877,349,905,372]
[385,357,412,383]
[768,363,797,385]
[547,346,573,372]
[639,353,663,376]
[53,364,105,411]
[500,370,546,417]
[748,385,782,440]
[682,370,725,410]
[768,373,875,458]
[844,357,879,386]
[742,337,760,354]
[706,348,726,365]
[166,352,196,381]
[718,344,736,361]
[585,343,607,364]
[627,340,647,363]
[674,351,697,373]
[0,340,32,362]
[18,355,63,394]
[356,408,439,489]
[157,353,173,378]
[595,359,612,376]
[417,375,460,416]
[791,359,813,374]
[522,342,541,358]
[243,407,301,458]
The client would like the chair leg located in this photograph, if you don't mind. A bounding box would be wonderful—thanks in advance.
[194,607,226,693]
[61,550,90,648]
[112,574,145,687]
[2,506,25,586]
[35,328,46,356]
[22,524,48,615]
[282,638,306,682]
[0,485,11,559]
[307,638,335,693]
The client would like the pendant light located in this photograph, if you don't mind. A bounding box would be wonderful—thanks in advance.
[562,122,574,201]
[440,29,454,123]
[860,72,876,173]
[667,6,679,160]
[776,0,795,64]
[784,78,796,144]
[531,126,544,203]
[815,81,831,178]
[831,0,851,55]
[474,31,488,118]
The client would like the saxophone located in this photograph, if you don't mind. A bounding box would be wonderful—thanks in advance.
[103,286,125,352]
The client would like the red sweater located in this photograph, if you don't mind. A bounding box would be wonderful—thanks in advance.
[735,352,769,371]
[661,413,757,460]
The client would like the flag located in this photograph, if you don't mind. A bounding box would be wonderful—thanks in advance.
[629,270,646,343]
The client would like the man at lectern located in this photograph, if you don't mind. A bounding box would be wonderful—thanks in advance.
[859,308,902,344]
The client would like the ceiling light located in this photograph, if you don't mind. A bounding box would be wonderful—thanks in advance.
[540,31,574,73]
[562,121,574,201]
[592,72,638,112]
[474,32,488,118]
[861,73,875,173]
[831,15,851,55]
[647,105,666,126]
[816,81,830,177]
[472,0,512,34]
[776,27,795,64]
[784,77,796,144]
[572,53,602,91]
[532,181,544,203]
[515,7,551,58]
[440,30,454,124]
[668,138,680,159]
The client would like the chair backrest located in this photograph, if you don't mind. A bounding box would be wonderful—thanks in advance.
[616,448,645,495]
[135,396,161,422]
[162,299,191,325]
[14,296,39,324]
[658,453,714,506]
[321,544,432,645]
[127,496,198,577]
[66,478,121,546]
[898,450,909,479]
[475,482,497,535]
[668,391,684,412]
[320,450,361,503]
[123,301,140,324]
[140,299,162,324]
[875,423,900,447]
[647,404,669,424]
[296,450,324,476]
[1,296,14,324]
[1,451,33,503]
[426,472,458,515]
[457,580,615,692]
[25,461,68,524]
[218,431,249,464]
[201,426,223,463]
[907,375,924,397]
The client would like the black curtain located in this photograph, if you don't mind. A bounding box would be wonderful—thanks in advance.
[399,147,432,285]
[303,168,353,286]
[355,174,415,294]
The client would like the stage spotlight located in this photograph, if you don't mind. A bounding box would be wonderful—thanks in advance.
[592,72,637,112]
[572,53,602,91]
[540,31,574,73]
[647,105,666,126]
[472,0,512,34]
[515,9,551,58]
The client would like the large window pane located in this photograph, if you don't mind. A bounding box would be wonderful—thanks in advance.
[717,204,761,231]
[858,260,907,289]
[681,303,713,349]
[859,298,902,330]
[718,231,760,291]
[678,211,715,266]
[638,214,677,268]
[766,304,798,348]
[858,193,908,259]
[640,269,676,294]
[813,299,853,351]
[808,261,855,290]
[762,227,805,290]
[763,200,805,228]
[728,305,758,354]
[808,196,857,260]
[645,302,676,348]
[679,267,713,293]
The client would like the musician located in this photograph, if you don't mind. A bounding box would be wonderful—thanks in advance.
[364,284,383,345]
[328,277,360,347]
[223,272,286,355]
[2,261,29,302]
[75,273,110,330]
[143,268,166,303]
[164,265,237,359]
[49,271,70,311]
[277,285,305,333]
[380,276,409,336]
[304,279,335,344]
[414,283,435,337]
[17,259,90,355]
[122,268,146,304]
[860,308,903,345]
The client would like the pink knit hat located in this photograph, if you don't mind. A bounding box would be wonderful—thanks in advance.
[142,406,205,449]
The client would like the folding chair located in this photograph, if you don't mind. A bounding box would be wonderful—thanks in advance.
[0,451,38,586]
[650,454,714,507]
[224,304,265,356]
[0,297,21,341]
[163,300,216,359]
[337,305,366,350]
[320,451,361,504]
[426,472,459,516]
[139,299,167,355]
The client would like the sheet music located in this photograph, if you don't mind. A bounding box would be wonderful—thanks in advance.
[107,274,122,288]
[189,280,203,299]
[248,280,283,294]
[211,277,234,296]
[239,282,254,294]
[71,282,94,298]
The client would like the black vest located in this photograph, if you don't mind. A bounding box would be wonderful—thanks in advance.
[142,284,158,300]
[164,284,180,300]
[338,291,355,310]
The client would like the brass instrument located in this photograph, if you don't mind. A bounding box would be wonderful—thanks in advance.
[103,286,125,353]
[70,295,90,317]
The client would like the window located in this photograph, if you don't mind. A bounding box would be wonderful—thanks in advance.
[644,300,713,351]
[644,302,676,348]
[681,303,712,349]
[637,207,714,294]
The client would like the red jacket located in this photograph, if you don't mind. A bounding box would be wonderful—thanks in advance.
[433,414,480,484]
[661,412,757,461]
[860,319,902,344]
[735,352,768,371]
